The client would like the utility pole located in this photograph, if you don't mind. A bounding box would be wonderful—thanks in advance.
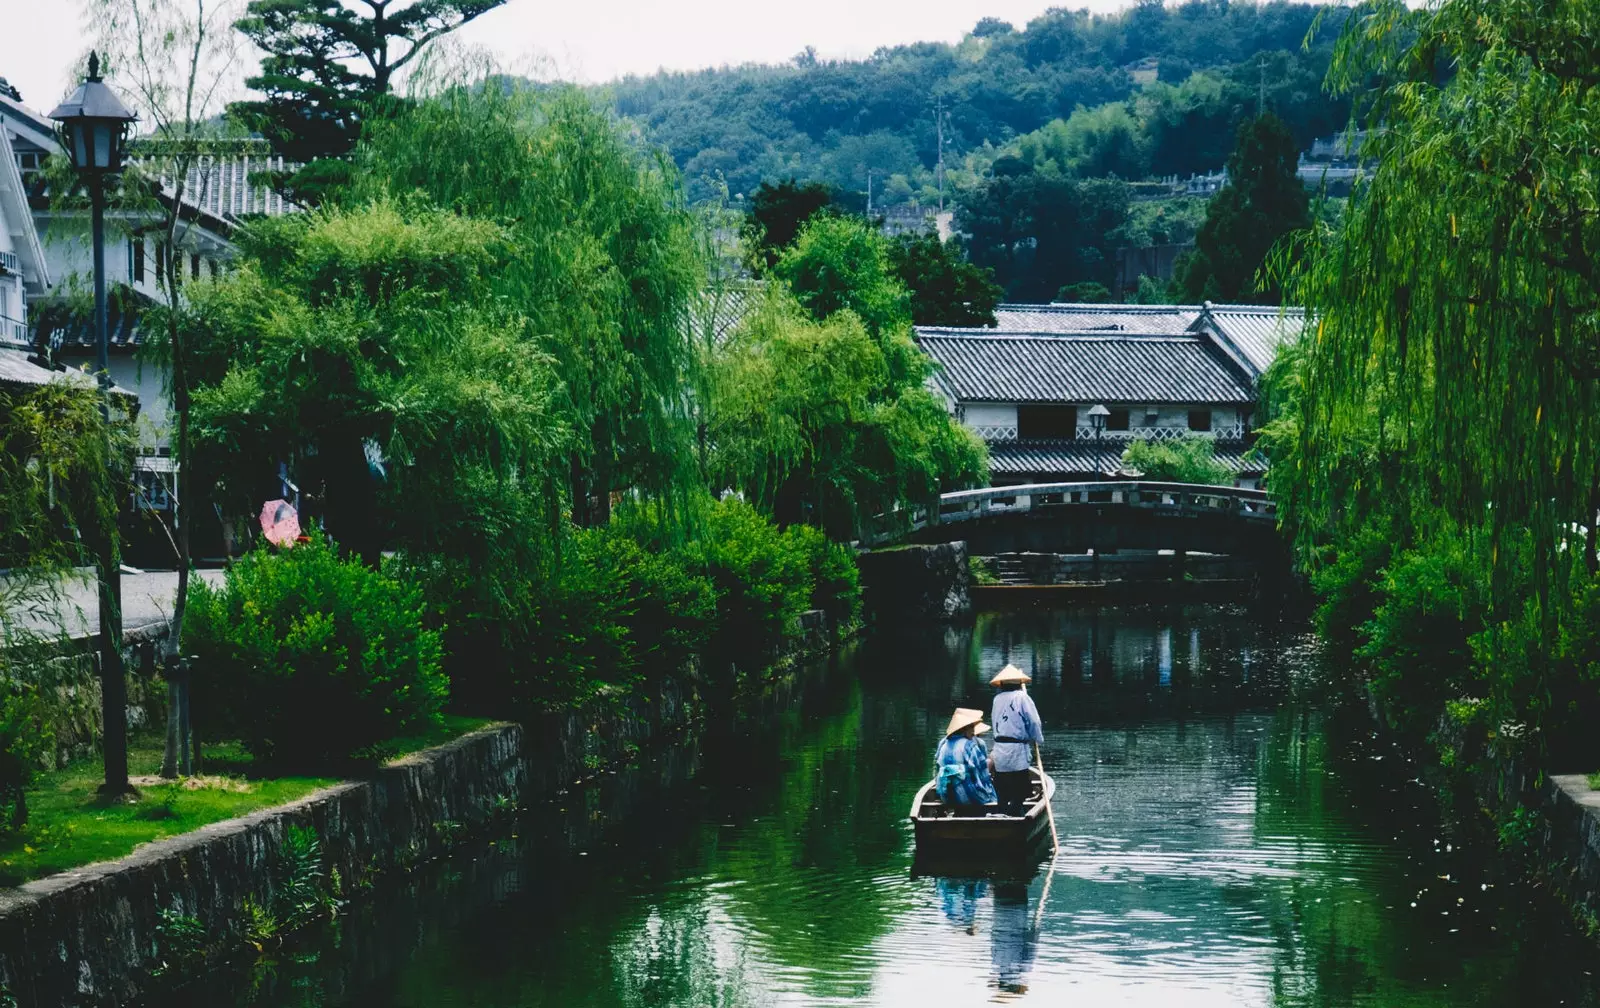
[935,98,947,212]
[1258,56,1267,116]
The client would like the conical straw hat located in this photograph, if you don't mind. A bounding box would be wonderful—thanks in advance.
[944,707,991,737]
[989,663,1032,686]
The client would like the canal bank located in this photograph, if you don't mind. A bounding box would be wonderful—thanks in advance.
[146,605,1600,1006]
[0,607,849,1008]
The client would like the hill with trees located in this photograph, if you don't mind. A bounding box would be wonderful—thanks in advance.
[604,1,1350,207]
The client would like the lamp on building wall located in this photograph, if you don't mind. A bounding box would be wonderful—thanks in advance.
[50,52,138,797]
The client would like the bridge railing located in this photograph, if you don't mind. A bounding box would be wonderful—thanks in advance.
[861,481,1277,547]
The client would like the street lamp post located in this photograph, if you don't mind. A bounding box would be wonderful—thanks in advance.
[50,52,139,796]
[1087,404,1111,470]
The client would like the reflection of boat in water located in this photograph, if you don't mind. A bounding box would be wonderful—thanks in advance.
[909,766,1056,855]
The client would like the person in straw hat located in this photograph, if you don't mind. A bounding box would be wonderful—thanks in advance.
[934,708,998,814]
[989,664,1044,816]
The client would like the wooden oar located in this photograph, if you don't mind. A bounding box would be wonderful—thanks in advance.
[1033,740,1060,855]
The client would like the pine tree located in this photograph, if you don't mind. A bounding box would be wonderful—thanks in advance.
[1174,112,1310,303]
[229,0,505,203]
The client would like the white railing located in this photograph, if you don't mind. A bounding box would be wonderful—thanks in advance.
[1,317,26,347]
[972,424,1018,441]
[0,251,17,276]
[862,480,1276,547]
[1071,425,1247,442]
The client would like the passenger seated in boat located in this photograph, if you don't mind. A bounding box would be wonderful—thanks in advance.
[935,708,998,816]
[989,664,1044,817]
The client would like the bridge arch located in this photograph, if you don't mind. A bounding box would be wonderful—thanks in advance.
[863,481,1283,559]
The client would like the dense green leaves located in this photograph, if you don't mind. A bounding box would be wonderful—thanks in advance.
[710,253,985,537]
[351,86,704,527]
[1120,437,1234,485]
[231,0,506,201]
[959,171,1130,300]
[185,534,448,766]
[1175,112,1311,302]
[887,232,1003,327]
[612,3,1347,206]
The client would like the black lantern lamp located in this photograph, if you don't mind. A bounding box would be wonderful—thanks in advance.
[48,52,137,174]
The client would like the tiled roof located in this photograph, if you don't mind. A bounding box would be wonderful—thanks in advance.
[160,153,296,221]
[687,280,763,345]
[988,439,1264,477]
[33,290,144,349]
[992,302,1202,334]
[915,330,1254,404]
[0,345,136,396]
[1193,303,1306,375]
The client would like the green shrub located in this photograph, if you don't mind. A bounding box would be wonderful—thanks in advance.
[679,497,816,668]
[0,677,52,831]
[783,522,862,628]
[1120,436,1233,485]
[1310,519,1394,661]
[185,534,447,767]
[1358,528,1489,740]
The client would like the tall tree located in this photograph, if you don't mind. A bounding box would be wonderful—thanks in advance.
[229,0,505,202]
[87,0,248,781]
[348,85,704,528]
[958,164,1129,300]
[742,179,838,271]
[887,232,1003,328]
[1174,112,1310,302]
[1274,0,1600,753]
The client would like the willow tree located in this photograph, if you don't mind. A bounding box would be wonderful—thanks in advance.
[348,85,705,528]
[709,287,986,538]
[1282,0,1600,739]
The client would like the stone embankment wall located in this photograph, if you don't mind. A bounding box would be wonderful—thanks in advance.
[0,609,841,1008]
[857,542,972,624]
[24,620,171,770]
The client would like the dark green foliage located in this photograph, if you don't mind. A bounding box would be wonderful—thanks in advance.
[184,534,448,767]
[785,523,864,629]
[959,172,1130,300]
[1120,437,1233,485]
[743,179,839,270]
[1308,520,1394,663]
[0,679,51,831]
[231,0,505,202]
[0,383,121,570]
[888,232,1002,327]
[1358,529,1490,740]
[172,200,564,565]
[1058,281,1112,304]
[611,3,1348,205]
[1175,112,1311,302]
[677,498,818,670]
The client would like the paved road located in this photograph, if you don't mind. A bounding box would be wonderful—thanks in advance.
[3,568,225,638]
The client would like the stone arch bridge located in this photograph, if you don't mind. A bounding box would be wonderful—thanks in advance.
[862,481,1284,559]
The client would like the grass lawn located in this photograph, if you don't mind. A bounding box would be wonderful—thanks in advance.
[0,715,491,887]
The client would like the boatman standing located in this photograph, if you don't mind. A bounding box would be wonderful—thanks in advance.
[988,664,1044,817]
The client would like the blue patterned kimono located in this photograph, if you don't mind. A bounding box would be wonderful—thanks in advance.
[935,734,999,806]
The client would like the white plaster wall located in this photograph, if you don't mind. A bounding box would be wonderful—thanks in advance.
[964,402,1019,427]
[57,352,171,449]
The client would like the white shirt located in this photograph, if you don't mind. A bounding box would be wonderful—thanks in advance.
[990,688,1043,773]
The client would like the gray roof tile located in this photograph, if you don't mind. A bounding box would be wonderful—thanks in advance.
[915,330,1254,404]
[993,302,1202,334]
[1194,303,1306,375]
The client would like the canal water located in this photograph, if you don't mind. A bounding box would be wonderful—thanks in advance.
[176,605,1600,1007]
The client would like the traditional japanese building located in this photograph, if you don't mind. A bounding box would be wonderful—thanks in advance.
[916,301,1304,489]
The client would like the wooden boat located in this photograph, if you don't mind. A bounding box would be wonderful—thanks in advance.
[909,766,1056,853]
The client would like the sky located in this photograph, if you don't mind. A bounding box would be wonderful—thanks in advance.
[0,0,1137,111]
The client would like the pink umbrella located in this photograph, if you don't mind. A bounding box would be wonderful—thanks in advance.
[259,499,301,547]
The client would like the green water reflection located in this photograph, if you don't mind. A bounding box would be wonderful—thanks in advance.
[184,606,1600,1007]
